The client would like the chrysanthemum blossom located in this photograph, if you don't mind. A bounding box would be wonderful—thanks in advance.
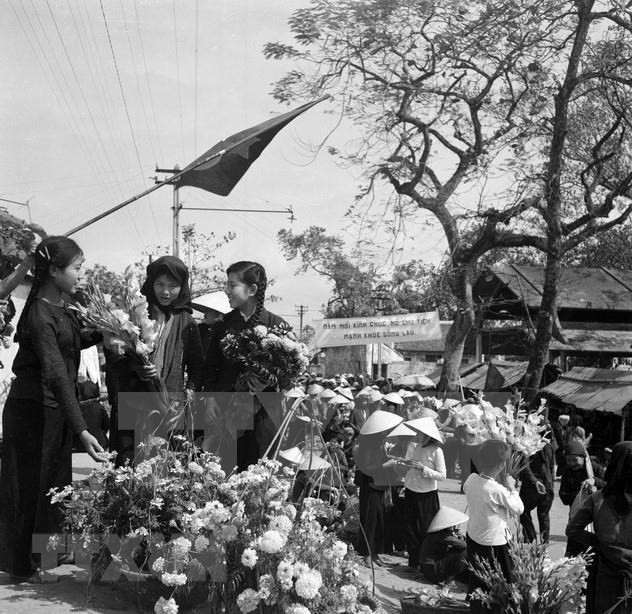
[241,547,258,569]
[236,588,260,613]
[294,569,322,599]
[161,572,187,587]
[154,596,179,614]
[259,529,286,554]
[286,605,310,614]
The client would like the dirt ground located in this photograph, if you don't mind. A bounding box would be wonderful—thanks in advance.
[0,456,569,614]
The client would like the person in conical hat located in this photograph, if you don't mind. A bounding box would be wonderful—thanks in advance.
[393,416,446,568]
[419,506,468,585]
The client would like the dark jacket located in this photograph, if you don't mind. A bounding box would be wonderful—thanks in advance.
[519,443,555,494]
[8,299,100,434]
[203,307,289,392]
[560,463,605,506]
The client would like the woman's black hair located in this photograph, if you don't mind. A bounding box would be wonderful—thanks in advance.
[603,441,632,516]
[14,236,83,342]
[226,261,267,326]
[140,255,192,315]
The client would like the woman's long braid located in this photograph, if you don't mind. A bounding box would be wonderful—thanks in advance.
[14,257,47,342]
[250,269,267,327]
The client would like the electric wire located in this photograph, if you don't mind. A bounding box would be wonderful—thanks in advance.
[172,0,185,160]
[99,0,162,243]
[133,0,166,162]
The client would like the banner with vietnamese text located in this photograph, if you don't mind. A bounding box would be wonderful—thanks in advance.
[313,311,441,347]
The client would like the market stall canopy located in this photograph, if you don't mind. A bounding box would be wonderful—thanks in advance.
[549,329,632,354]
[540,367,632,414]
[397,373,435,388]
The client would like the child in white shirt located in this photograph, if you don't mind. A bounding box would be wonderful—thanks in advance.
[464,439,524,614]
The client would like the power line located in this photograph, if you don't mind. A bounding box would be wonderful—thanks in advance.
[172,0,185,160]
[98,0,161,243]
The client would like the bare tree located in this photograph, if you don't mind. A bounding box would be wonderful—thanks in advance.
[266,0,632,393]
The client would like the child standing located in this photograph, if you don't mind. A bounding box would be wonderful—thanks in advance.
[464,439,524,614]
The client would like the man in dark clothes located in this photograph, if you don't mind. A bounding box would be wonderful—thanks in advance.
[519,441,555,542]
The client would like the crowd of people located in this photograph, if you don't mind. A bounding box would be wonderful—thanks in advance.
[0,235,630,613]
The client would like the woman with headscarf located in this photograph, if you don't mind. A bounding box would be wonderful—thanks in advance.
[566,441,632,614]
[109,255,203,465]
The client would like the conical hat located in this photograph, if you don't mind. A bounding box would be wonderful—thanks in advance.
[307,383,324,395]
[335,386,354,401]
[417,407,439,420]
[278,447,304,464]
[405,417,444,443]
[427,506,469,533]
[398,389,414,398]
[298,454,331,471]
[383,392,404,405]
[286,387,306,398]
[356,386,374,398]
[367,389,384,403]
[319,388,337,399]
[386,422,416,438]
[328,394,351,405]
[360,410,402,435]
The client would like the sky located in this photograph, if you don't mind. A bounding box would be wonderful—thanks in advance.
[0,0,446,329]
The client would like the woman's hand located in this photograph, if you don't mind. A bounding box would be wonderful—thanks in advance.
[505,475,517,492]
[78,430,109,462]
[134,361,159,381]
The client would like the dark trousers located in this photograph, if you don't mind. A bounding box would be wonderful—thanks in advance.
[466,534,513,614]
[421,551,467,584]
[404,488,440,567]
[519,486,553,542]
[384,487,406,553]
[0,399,72,577]
[357,479,386,557]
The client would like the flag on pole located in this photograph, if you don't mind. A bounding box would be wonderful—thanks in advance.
[174,97,328,196]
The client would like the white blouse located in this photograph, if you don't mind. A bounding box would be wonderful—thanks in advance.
[404,442,446,493]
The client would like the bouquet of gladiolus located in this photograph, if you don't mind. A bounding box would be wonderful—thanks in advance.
[70,266,168,412]
[451,396,550,477]
[468,538,590,613]
[71,265,158,359]
[221,324,310,392]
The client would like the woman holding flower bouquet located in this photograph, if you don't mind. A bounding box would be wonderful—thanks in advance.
[109,255,203,466]
[0,236,109,582]
[203,261,293,472]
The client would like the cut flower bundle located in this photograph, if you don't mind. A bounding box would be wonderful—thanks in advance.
[220,324,310,392]
[49,440,384,614]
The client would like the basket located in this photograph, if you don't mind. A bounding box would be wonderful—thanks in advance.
[400,596,469,614]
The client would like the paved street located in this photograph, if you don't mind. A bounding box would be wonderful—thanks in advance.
[0,455,573,614]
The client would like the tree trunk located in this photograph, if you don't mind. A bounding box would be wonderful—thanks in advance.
[438,262,476,392]
[523,251,562,403]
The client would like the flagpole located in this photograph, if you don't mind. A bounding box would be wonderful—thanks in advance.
[64,150,224,237]
[64,95,329,237]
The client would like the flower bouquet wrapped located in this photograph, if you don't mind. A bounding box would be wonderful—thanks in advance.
[221,324,310,393]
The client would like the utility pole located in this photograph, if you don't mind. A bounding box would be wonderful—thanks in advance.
[155,165,295,259]
[371,286,388,380]
[155,165,181,257]
[0,197,32,223]
[295,304,308,340]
